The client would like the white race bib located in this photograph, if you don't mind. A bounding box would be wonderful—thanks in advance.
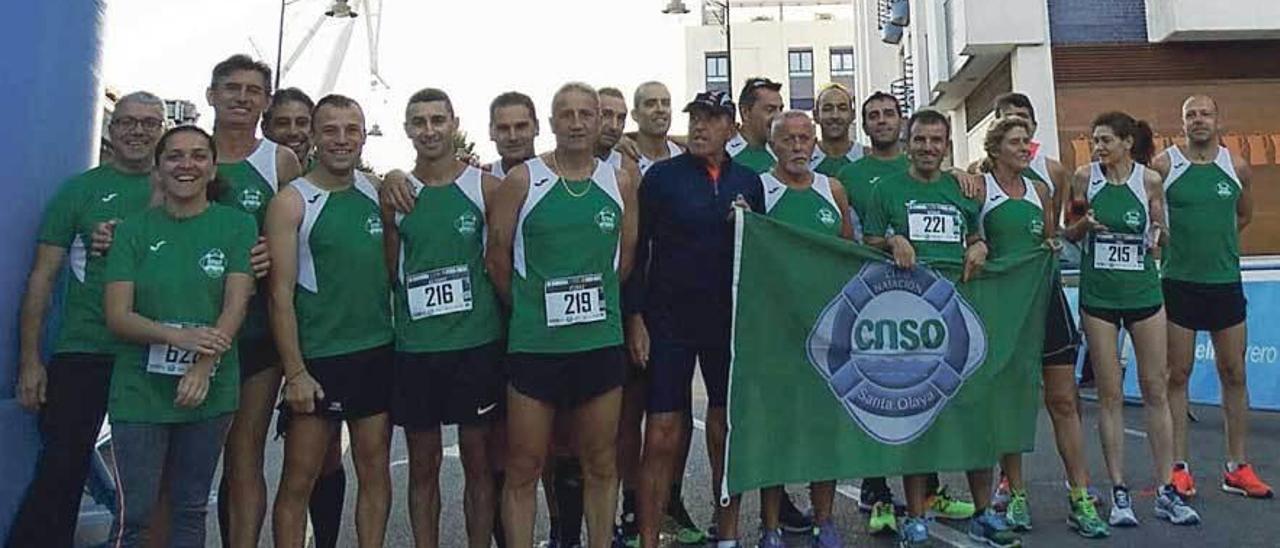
[406,265,473,320]
[544,274,606,327]
[146,323,202,376]
[907,203,962,243]
[1092,233,1145,271]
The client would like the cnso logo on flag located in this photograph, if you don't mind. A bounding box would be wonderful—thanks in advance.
[806,262,986,444]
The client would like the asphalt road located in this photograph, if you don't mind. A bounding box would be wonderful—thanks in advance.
[73,379,1278,547]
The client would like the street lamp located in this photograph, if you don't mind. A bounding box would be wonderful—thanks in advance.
[664,1,733,91]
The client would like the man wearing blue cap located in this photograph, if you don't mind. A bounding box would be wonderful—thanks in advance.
[627,90,765,548]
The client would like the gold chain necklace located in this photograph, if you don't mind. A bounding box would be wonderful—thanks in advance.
[553,150,593,198]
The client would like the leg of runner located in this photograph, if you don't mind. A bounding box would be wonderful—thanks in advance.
[1044,366,1090,489]
[311,440,347,548]
[1081,311,1138,528]
[1130,311,1201,525]
[1166,322,1196,465]
[665,412,708,544]
[543,462,560,545]
[965,469,1020,547]
[459,422,498,548]
[407,427,445,547]
[488,418,509,548]
[809,481,839,546]
[900,474,931,546]
[348,413,393,547]
[639,412,684,547]
[616,371,646,546]
[220,366,282,548]
[760,486,782,532]
[1210,323,1249,466]
[504,387,557,547]
[273,415,340,547]
[574,387,623,548]
[163,415,234,546]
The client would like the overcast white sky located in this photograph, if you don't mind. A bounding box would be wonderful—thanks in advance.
[101,0,694,171]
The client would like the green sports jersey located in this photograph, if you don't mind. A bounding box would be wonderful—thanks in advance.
[394,167,503,353]
[1161,146,1242,284]
[1079,162,1161,309]
[834,153,909,241]
[215,140,279,343]
[509,158,624,354]
[978,173,1046,258]
[865,170,979,281]
[725,133,776,174]
[292,174,393,359]
[37,164,153,354]
[104,203,256,423]
[810,144,865,178]
[762,172,843,237]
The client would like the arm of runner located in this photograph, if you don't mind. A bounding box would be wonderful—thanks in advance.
[177,270,253,409]
[617,165,640,282]
[1031,180,1060,250]
[16,244,66,410]
[379,168,416,214]
[963,236,989,283]
[104,282,230,354]
[1233,152,1254,232]
[623,168,656,367]
[831,179,855,241]
[1148,148,1172,180]
[615,134,641,161]
[1047,157,1071,231]
[485,164,530,306]
[90,219,119,257]
[951,168,984,199]
[265,187,323,413]
[276,143,304,185]
[1064,166,1105,242]
[1144,167,1169,252]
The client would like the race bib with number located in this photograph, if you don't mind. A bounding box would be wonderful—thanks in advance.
[544,273,606,327]
[1092,233,1145,271]
[906,203,962,243]
[406,265,473,320]
[146,323,202,376]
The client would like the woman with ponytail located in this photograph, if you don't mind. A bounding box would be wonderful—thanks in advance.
[1064,111,1199,529]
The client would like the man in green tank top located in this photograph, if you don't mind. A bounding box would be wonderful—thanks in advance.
[727,77,782,174]
[810,83,865,178]
[201,54,324,548]
[865,110,1019,548]
[266,95,395,548]
[486,82,639,548]
[385,87,506,547]
[834,92,910,243]
[9,91,165,547]
[756,110,853,548]
[1150,95,1271,499]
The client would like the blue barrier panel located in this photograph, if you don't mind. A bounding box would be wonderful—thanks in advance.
[1064,272,1280,412]
[0,0,106,539]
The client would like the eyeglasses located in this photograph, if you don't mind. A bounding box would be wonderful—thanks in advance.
[111,117,165,131]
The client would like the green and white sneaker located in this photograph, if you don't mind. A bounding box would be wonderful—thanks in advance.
[1067,490,1110,539]
[868,501,898,535]
[1004,490,1031,532]
[927,486,975,521]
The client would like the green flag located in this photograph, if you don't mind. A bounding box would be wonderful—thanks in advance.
[725,211,1051,496]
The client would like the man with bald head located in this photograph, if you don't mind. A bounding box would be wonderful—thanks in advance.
[1150,94,1271,499]
[810,83,864,177]
[631,81,685,175]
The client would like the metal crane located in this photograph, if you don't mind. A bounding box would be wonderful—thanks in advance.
[276,0,389,133]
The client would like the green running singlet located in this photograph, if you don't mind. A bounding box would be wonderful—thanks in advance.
[1161,146,1242,284]
[508,158,624,354]
[394,166,504,353]
[1078,162,1161,310]
[762,172,843,237]
[291,173,393,359]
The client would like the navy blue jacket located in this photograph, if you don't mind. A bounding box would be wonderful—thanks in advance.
[624,152,765,344]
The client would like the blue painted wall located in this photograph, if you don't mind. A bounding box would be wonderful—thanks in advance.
[1048,0,1149,44]
[0,0,107,539]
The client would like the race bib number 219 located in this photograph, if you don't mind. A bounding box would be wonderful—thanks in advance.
[544,274,606,327]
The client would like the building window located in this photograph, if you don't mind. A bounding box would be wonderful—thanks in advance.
[788,48,815,110]
[705,52,730,95]
[830,47,855,90]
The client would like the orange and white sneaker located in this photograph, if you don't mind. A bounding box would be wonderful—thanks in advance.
[1171,461,1197,498]
[1222,463,1274,499]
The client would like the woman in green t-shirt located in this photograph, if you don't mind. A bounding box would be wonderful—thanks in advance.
[104,126,256,547]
